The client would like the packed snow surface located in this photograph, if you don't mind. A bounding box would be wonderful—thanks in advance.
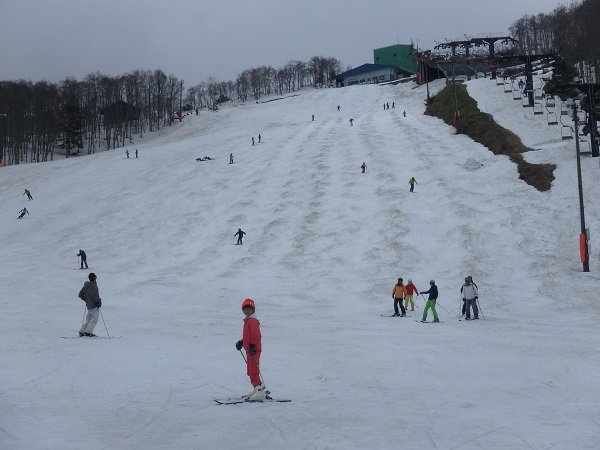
[1,77,599,450]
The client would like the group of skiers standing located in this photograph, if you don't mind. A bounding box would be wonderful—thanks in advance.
[391,276,480,322]
[392,278,439,322]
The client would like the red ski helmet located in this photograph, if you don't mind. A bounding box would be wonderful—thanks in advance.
[241,298,255,311]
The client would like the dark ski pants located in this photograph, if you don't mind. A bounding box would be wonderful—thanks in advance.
[394,298,406,315]
[81,260,89,269]
[465,298,478,319]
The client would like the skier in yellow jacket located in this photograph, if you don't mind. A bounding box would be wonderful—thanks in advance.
[408,177,418,192]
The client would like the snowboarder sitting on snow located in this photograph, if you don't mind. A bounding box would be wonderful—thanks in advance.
[17,208,29,219]
[461,276,479,320]
[235,298,266,401]
[421,280,440,322]
[392,278,407,316]
[405,279,419,312]
[78,273,102,337]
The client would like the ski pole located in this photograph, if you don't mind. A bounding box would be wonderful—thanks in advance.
[477,299,485,319]
[435,301,452,316]
[99,309,111,339]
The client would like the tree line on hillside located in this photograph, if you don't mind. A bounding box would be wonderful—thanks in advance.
[510,0,599,81]
[0,56,343,166]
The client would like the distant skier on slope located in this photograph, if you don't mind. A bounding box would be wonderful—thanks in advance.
[235,298,266,401]
[392,278,407,317]
[461,276,479,320]
[405,279,419,312]
[17,208,29,219]
[420,280,440,323]
[23,189,33,200]
[234,228,246,245]
[460,276,478,316]
[361,162,367,173]
[408,177,418,192]
[77,249,89,269]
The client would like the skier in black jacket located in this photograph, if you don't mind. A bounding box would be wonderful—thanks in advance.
[234,228,246,245]
[420,280,440,322]
[77,249,89,269]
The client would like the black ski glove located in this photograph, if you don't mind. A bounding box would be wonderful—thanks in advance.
[249,344,256,355]
[235,340,243,351]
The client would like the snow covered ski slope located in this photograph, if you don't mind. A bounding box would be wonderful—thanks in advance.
[1,77,599,449]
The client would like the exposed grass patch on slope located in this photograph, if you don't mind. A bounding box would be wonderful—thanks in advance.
[425,83,555,191]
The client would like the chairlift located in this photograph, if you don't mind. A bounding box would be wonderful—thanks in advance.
[513,89,521,100]
[579,137,592,155]
[534,90,543,101]
[546,95,556,108]
[504,81,512,93]
[522,96,532,108]
[547,112,558,125]
[560,102,570,116]
[561,126,573,140]
[496,77,504,86]
[533,103,543,115]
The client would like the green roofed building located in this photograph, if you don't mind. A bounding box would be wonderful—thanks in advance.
[374,44,417,75]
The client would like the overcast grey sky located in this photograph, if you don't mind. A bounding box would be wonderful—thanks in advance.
[0,0,567,87]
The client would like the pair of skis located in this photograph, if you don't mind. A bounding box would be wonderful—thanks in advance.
[214,396,290,405]
[381,314,442,323]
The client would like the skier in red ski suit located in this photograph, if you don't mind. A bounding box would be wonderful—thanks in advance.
[235,298,266,400]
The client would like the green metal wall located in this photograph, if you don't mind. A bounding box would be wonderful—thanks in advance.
[373,44,417,74]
